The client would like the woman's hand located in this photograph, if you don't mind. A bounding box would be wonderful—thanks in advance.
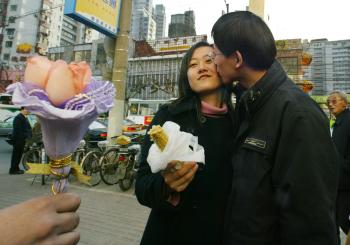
[162,161,199,192]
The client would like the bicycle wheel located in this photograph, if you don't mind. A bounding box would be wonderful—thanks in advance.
[22,149,40,170]
[99,148,119,185]
[73,150,85,165]
[119,154,136,191]
[81,150,102,186]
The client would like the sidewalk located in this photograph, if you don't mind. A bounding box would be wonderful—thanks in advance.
[0,138,149,245]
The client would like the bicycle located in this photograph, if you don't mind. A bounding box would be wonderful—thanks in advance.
[21,142,49,185]
[99,134,141,191]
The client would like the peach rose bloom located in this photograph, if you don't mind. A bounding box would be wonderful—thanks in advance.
[69,61,92,94]
[46,60,77,106]
[24,56,53,88]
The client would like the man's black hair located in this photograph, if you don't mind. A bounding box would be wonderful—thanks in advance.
[212,11,276,70]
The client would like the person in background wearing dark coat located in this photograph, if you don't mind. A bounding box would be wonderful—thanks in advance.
[211,11,339,244]
[327,91,350,241]
[9,106,32,175]
[135,41,234,245]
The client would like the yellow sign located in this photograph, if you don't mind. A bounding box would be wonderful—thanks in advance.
[160,45,191,52]
[64,0,121,37]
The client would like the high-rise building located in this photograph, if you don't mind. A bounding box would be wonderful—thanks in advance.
[304,39,350,95]
[60,16,86,46]
[168,10,196,38]
[155,4,166,38]
[0,0,45,82]
[131,0,156,40]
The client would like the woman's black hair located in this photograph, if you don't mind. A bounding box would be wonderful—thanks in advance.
[212,11,276,70]
[171,41,232,123]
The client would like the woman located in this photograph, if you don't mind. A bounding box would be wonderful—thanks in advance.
[135,41,234,245]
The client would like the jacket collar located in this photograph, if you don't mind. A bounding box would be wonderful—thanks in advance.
[335,108,350,126]
[168,96,197,116]
[238,60,287,117]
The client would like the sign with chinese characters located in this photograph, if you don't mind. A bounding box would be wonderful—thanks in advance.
[64,0,122,37]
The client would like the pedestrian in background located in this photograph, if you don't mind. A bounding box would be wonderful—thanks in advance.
[9,106,32,175]
[211,11,339,244]
[327,91,350,241]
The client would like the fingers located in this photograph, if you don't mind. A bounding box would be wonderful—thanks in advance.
[41,231,80,245]
[58,231,80,245]
[164,162,198,192]
[55,212,80,234]
[170,164,198,192]
[53,193,81,213]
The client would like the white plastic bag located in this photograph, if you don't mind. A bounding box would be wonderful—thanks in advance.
[147,121,205,173]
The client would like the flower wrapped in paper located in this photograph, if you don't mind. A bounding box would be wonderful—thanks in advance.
[147,121,205,173]
[6,56,115,194]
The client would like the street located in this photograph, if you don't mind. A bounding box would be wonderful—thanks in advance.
[0,138,150,245]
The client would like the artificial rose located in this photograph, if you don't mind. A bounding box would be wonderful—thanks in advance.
[24,56,53,88]
[45,60,77,106]
[69,61,92,93]
[24,57,91,107]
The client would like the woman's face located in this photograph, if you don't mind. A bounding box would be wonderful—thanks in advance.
[187,46,221,96]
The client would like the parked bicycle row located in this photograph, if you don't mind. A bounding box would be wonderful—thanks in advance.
[21,133,145,191]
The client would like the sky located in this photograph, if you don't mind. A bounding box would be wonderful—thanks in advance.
[152,0,350,42]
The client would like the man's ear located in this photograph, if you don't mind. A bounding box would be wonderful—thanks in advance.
[233,51,243,68]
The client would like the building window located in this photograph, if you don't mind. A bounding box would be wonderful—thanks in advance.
[8,16,16,23]
[5,41,12,47]
[3,54,10,60]
[73,50,91,63]
[6,28,15,35]
[10,5,17,11]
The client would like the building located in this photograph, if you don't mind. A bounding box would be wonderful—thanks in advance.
[0,0,44,88]
[131,0,156,40]
[60,16,85,46]
[128,35,207,100]
[304,39,350,95]
[275,39,306,84]
[47,35,207,101]
[168,11,196,38]
[154,4,166,39]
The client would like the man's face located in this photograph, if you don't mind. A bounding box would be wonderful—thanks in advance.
[21,108,29,116]
[212,44,239,84]
[327,94,347,117]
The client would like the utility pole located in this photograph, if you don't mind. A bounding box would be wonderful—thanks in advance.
[107,0,132,139]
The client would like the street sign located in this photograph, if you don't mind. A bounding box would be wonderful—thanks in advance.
[64,0,122,37]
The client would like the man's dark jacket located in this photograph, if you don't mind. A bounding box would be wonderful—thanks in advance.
[224,61,339,245]
[332,108,350,190]
[12,113,32,142]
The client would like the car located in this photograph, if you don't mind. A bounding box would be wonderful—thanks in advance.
[0,114,37,137]
[85,120,108,148]
[3,115,108,147]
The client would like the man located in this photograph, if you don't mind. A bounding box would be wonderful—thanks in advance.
[327,91,350,239]
[10,107,32,174]
[211,11,339,244]
[0,193,80,245]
